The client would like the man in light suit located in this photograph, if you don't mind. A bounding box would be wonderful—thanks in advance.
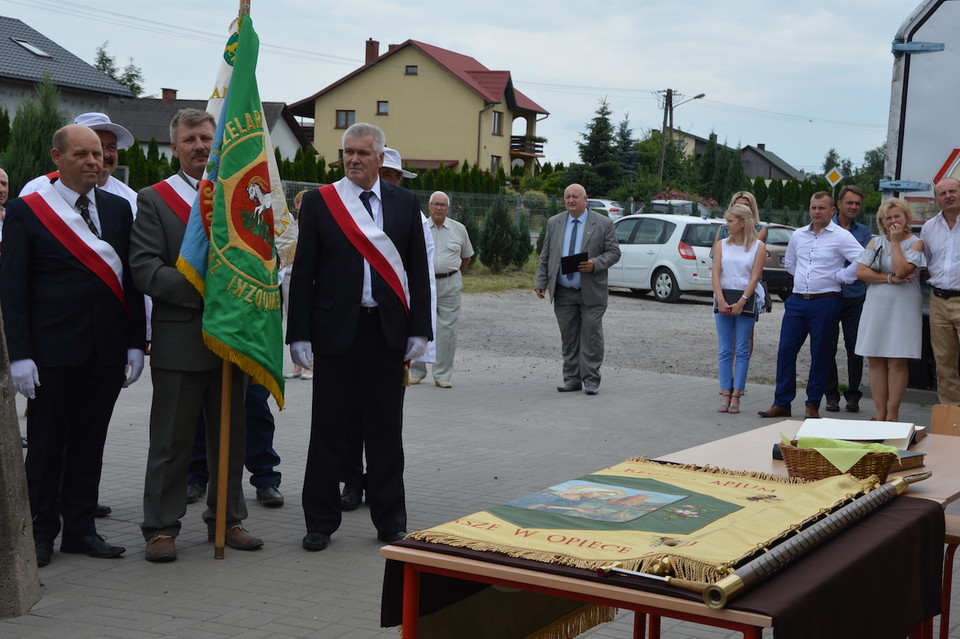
[130,108,260,562]
[535,183,620,395]
[287,123,431,551]
[0,124,146,566]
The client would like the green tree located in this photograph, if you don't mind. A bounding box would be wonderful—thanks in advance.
[479,196,518,273]
[782,178,801,211]
[512,212,531,269]
[752,176,768,209]
[615,114,638,177]
[821,148,853,179]
[572,97,622,195]
[0,105,11,154]
[768,179,784,209]
[94,41,145,97]
[4,75,65,193]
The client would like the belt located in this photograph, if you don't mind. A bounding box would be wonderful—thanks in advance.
[557,286,581,292]
[360,306,379,314]
[798,291,839,300]
[435,270,459,279]
[933,287,960,299]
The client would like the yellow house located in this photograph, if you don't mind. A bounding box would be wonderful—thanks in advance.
[290,39,549,175]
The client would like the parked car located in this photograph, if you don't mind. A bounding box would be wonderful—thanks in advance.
[648,199,712,219]
[608,214,723,302]
[760,224,796,301]
[587,199,625,220]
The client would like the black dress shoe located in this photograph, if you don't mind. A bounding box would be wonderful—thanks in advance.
[377,530,408,543]
[825,399,840,412]
[584,386,599,396]
[302,532,330,551]
[60,534,125,558]
[256,484,284,507]
[556,383,582,392]
[186,482,206,504]
[340,484,362,511]
[35,539,53,567]
[845,400,860,413]
[93,504,112,518]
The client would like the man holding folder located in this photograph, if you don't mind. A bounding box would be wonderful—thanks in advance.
[535,183,620,395]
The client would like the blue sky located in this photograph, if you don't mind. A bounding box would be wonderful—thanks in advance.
[5,0,916,175]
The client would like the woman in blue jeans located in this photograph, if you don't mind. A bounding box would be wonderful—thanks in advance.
[712,204,766,413]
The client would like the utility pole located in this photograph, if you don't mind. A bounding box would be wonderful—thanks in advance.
[656,89,705,182]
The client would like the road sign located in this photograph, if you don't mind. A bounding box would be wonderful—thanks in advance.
[825,168,843,187]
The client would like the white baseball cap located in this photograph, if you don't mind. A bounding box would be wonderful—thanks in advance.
[73,112,135,150]
[382,147,417,179]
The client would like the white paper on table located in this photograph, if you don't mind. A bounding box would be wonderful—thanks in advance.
[796,418,917,450]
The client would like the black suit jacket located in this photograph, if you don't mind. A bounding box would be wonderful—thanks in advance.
[286,181,432,355]
[0,188,146,367]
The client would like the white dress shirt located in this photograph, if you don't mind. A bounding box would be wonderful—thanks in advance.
[785,221,865,294]
[53,180,100,235]
[343,179,383,307]
[922,211,960,290]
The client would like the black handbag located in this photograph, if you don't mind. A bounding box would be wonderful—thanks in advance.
[714,289,756,316]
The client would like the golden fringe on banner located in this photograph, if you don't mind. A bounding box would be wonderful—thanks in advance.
[523,603,617,639]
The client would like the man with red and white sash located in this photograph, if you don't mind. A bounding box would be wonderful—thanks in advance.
[130,108,260,562]
[287,122,432,551]
[0,125,146,567]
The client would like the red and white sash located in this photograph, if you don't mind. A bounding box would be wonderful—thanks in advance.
[320,178,410,314]
[22,183,127,314]
[151,174,196,224]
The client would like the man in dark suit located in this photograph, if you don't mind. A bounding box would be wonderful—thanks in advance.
[130,108,260,562]
[535,183,621,395]
[0,124,146,567]
[287,122,431,551]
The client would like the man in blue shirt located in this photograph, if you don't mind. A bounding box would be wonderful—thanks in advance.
[824,186,872,413]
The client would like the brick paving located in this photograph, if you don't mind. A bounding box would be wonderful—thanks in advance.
[2,328,953,638]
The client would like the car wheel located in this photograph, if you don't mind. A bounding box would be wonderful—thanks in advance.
[778,290,791,302]
[630,288,649,296]
[652,268,681,303]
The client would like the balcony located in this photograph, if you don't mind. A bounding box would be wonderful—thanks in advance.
[510,135,545,158]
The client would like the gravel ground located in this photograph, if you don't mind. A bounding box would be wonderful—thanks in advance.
[459,288,822,388]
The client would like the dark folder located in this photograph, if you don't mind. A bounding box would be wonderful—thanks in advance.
[561,252,588,275]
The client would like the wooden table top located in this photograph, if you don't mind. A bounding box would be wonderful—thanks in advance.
[657,419,960,506]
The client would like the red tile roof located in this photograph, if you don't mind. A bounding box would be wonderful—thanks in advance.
[290,39,548,117]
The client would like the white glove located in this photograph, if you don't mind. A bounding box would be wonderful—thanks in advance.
[403,336,428,361]
[290,341,314,370]
[10,359,39,399]
[123,349,145,387]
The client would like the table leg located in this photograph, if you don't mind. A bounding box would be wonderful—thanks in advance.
[648,613,661,638]
[402,563,420,639]
[632,611,645,639]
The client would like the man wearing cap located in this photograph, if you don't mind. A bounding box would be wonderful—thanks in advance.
[409,190,472,388]
[0,124,146,566]
[338,147,437,511]
[20,113,138,213]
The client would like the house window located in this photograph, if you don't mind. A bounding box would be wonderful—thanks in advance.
[490,155,502,173]
[377,101,389,115]
[336,110,355,129]
[405,65,418,75]
[12,39,52,58]
[492,111,503,136]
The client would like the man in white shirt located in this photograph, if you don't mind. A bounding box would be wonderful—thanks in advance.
[922,177,960,405]
[758,192,864,419]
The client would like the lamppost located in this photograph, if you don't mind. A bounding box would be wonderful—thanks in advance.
[657,90,705,180]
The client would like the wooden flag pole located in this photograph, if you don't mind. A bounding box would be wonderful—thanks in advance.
[214,360,232,559]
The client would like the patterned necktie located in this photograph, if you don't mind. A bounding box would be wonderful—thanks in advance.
[76,194,100,238]
[359,191,374,220]
[566,218,580,281]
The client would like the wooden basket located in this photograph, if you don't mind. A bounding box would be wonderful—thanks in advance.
[781,441,896,483]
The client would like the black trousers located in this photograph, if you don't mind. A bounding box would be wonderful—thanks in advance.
[303,310,407,536]
[26,360,124,543]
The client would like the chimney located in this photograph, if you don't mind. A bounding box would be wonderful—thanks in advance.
[365,38,379,64]
[757,143,765,151]
[388,44,400,53]
[161,88,178,103]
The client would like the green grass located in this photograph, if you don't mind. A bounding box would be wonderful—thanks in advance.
[462,254,538,293]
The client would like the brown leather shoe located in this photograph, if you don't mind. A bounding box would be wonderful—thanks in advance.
[145,535,176,562]
[804,403,821,419]
[757,404,792,418]
[212,525,263,551]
